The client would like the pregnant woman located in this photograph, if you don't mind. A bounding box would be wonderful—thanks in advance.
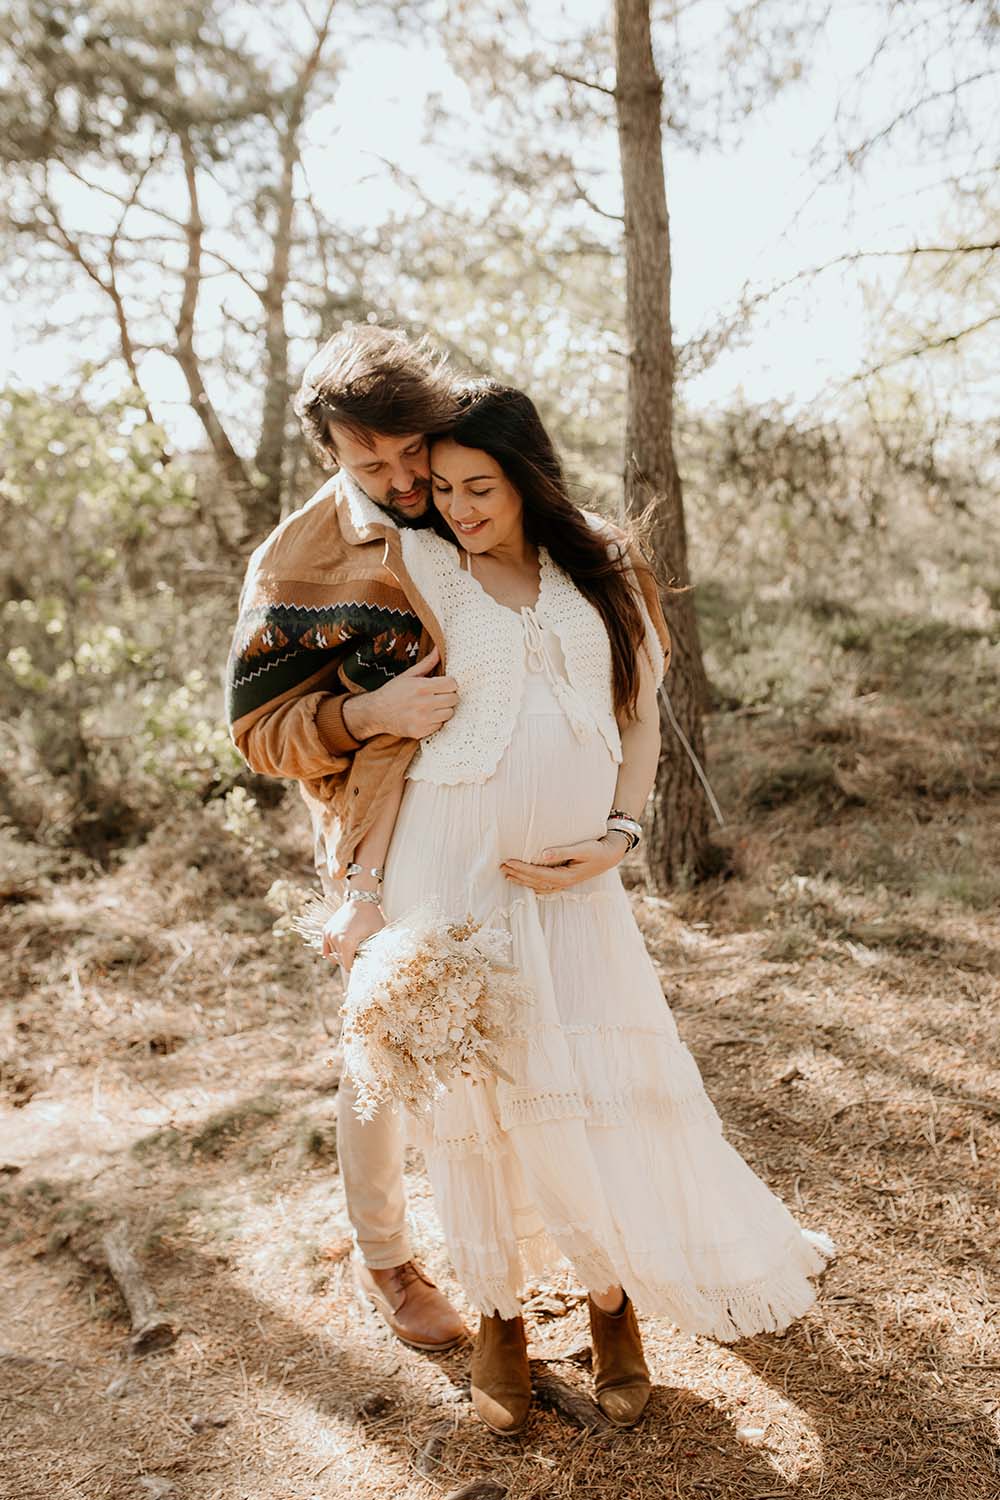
[324,381,833,1435]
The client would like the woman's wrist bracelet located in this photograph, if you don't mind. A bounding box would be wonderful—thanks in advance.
[345,863,384,884]
[345,888,383,906]
[606,810,642,851]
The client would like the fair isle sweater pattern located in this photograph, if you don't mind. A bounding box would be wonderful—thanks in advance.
[226,593,423,724]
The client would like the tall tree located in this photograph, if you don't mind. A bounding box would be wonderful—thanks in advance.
[613,0,711,883]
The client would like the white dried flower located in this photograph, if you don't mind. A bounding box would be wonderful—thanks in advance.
[294,896,530,1119]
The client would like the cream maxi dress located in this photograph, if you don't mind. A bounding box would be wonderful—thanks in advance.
[380,526,833,1335]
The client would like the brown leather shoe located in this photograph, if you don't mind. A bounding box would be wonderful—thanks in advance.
[470,1312,531,1435]
[588,1292,651,1427]
[354,1258,468,1351]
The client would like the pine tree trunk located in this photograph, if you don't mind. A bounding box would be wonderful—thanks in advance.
[613,0,711,887]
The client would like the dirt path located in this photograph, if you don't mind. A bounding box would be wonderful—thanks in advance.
[3,796,999,1500]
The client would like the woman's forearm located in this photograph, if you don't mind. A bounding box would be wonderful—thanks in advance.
[324,778,406,969]
[612,651,661,822]
[349,777,406,894]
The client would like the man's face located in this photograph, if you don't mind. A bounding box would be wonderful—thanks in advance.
[327,422,432,525]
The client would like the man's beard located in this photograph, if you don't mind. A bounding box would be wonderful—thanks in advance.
[379,479,433,528]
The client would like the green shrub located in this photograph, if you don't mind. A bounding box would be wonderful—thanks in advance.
[0,386,245,853]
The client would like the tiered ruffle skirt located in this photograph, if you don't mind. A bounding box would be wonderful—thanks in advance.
[381,680,833,1334]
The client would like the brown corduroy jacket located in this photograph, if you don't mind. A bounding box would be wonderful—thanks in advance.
[226,472,446,880]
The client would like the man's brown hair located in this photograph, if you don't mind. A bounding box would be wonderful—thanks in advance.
[294,323,459,465]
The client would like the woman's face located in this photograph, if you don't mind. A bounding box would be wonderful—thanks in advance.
[430,438,524,553]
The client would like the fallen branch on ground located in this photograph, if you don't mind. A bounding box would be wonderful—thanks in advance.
[530,1363,610,1429]
[100,1221,176,1355]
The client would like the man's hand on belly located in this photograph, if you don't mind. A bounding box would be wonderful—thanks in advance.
[500,833,629,893]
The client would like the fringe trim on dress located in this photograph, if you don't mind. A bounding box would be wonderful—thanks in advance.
[451,1222,836,1335]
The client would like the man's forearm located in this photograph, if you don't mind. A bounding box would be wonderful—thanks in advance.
[339,688,382,742]
[315,692,365,754]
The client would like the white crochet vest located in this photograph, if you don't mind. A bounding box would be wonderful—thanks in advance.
[400,528,623,786]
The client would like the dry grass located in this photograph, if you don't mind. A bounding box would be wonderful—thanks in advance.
[3,528,999,1497]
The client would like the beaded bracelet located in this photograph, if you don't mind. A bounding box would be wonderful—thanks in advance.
[345,888,383,906]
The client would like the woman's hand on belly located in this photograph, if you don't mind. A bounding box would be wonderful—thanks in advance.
[500,832,628,893]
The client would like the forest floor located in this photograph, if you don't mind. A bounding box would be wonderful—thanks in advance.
[3,661,1000,1500]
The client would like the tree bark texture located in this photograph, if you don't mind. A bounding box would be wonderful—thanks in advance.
[613,0,711,886]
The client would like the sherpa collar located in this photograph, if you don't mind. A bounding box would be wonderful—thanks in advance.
[334,468,401,548]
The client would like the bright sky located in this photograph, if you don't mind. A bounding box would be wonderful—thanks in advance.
[0,0,990,445]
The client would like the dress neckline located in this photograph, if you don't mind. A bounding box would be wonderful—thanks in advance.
[457,544,547,617]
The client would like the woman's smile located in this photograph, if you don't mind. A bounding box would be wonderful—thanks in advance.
[429,436,525,553]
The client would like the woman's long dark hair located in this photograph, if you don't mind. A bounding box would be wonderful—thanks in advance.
[429,381,657,719]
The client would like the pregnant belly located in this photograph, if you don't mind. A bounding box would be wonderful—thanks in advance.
[385,713,618,920]
[494,711,619,862]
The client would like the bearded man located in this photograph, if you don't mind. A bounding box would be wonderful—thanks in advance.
[226,324,466,1350]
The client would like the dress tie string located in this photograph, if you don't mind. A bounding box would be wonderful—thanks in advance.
[521,605,595,744]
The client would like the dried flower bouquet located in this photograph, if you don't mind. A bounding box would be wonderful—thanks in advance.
[295,896,530,1119]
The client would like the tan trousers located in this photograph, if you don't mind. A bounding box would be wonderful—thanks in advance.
[336,1072,413,1268]
[317,823,412,1269]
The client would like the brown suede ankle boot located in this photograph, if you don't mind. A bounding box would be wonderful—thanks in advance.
[587,1291,651,1427]
[470,1312,531,1435]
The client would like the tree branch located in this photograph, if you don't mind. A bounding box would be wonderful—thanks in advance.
[58,163,266,300]
[847,313,1000,384]
[844,68,1000,167]
[25,187,159,434]
[105,162,159,426]
[571,173,624,222]
[552,66,617,98]
[253,0,337,521]
[173,127,252,498]
[678,239,1000,381]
